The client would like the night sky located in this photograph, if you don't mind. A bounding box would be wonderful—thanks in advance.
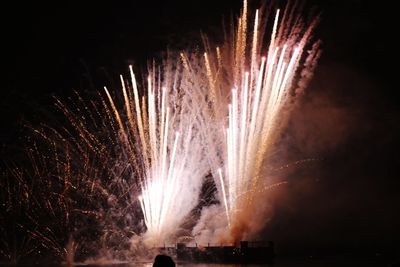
[1,0,399,259]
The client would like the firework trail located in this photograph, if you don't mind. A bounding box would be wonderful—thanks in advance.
[6,90,146,261]
[194,0,321,242]
[0,0,321,262]
[0,58,210,262]
[104,62,209,246]
[1,78,160,263]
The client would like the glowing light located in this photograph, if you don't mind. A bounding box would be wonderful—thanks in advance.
[198,3,320,241]
[1,0,320,262]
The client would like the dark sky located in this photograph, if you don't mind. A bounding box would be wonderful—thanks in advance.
[1,0,399,257]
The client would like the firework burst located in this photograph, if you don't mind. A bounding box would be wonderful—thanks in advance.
[0,0,320,263]
[195,0,321,242]
[104,62,209,245]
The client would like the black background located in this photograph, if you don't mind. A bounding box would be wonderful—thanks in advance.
[1,0,398,258]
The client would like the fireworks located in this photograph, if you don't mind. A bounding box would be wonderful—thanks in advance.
[197,1,321,241]
[0,0,320,263]
[105,64,209,245]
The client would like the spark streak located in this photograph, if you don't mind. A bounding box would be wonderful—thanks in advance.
[1,0,320,262]
[105,63,208,245]
[199,3,320,241]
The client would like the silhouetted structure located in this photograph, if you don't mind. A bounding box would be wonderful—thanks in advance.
[173,241,274,263]
[153,254,176,267]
